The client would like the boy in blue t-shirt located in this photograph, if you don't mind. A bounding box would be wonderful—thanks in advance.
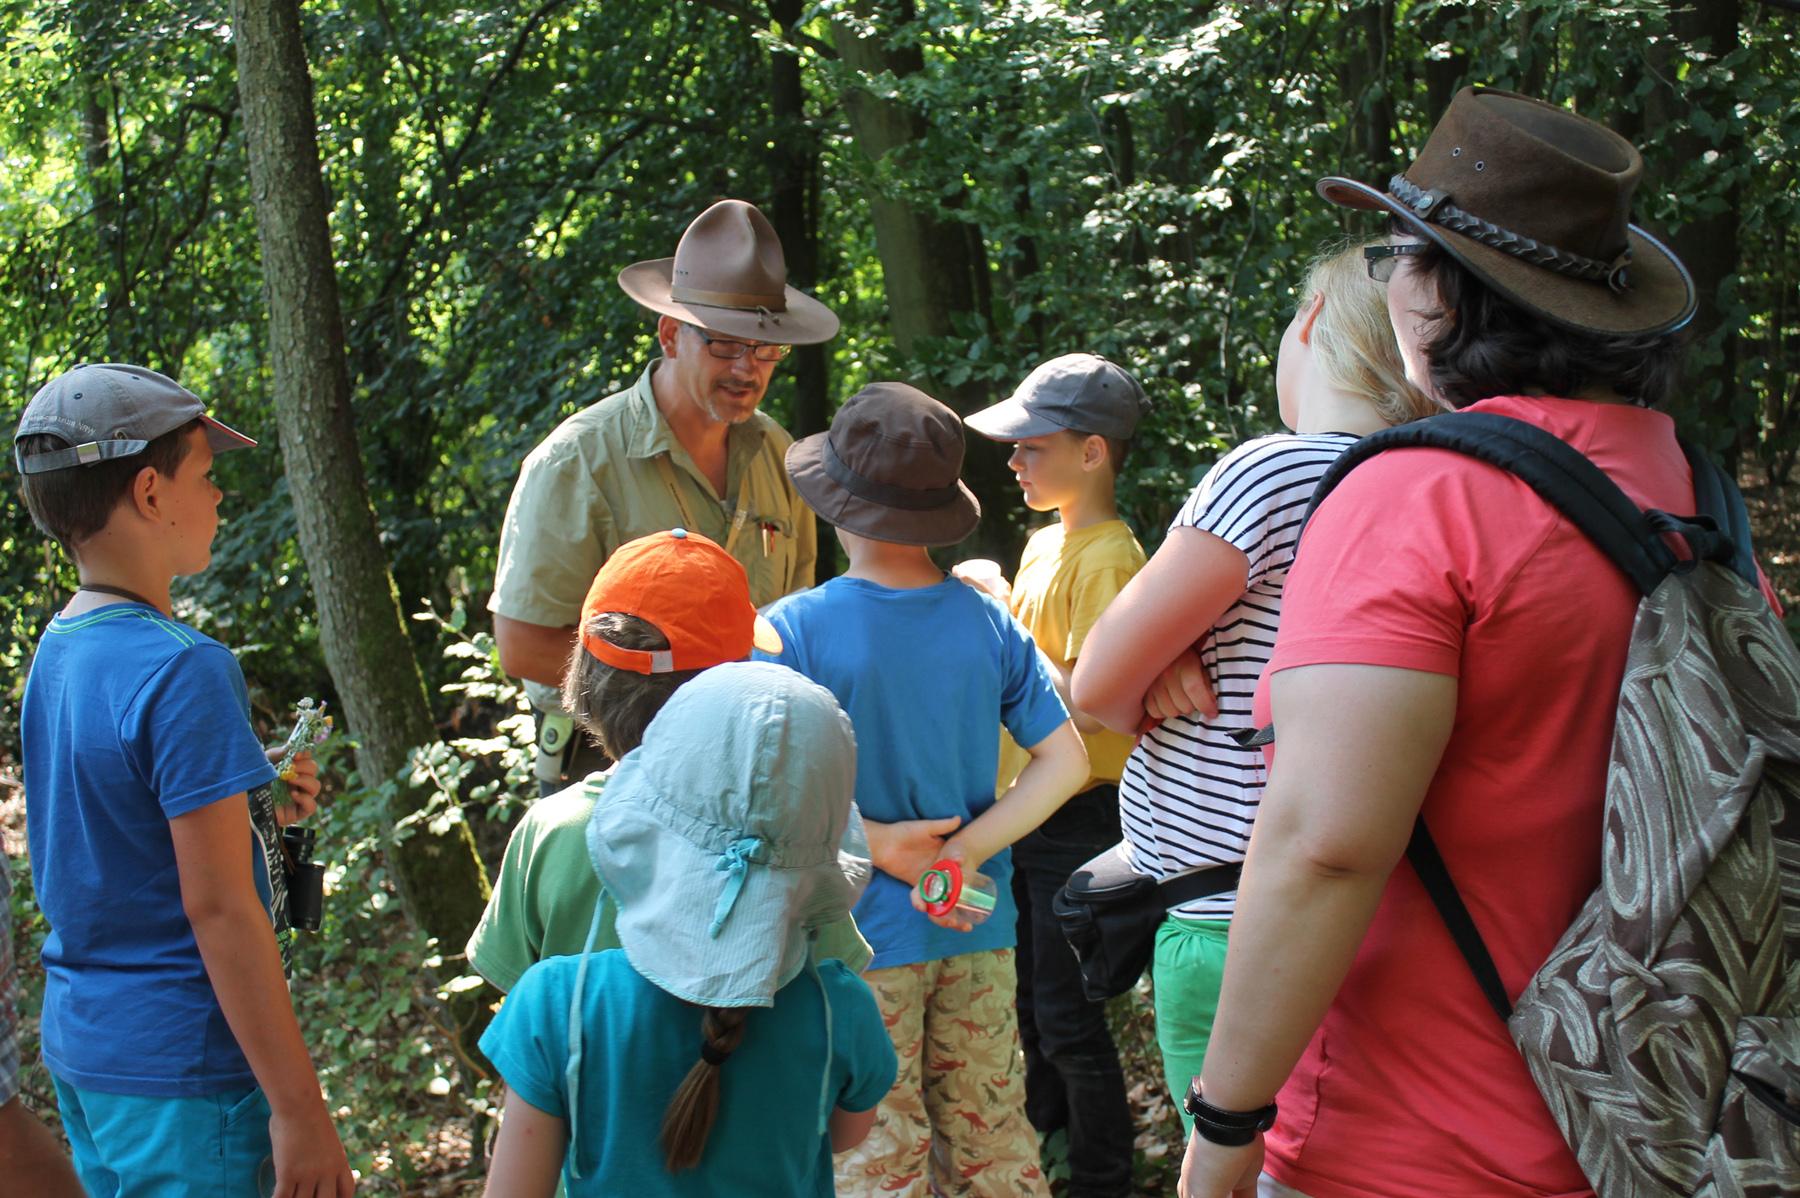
[762,382,1088,1198]
[14,364,351,1198]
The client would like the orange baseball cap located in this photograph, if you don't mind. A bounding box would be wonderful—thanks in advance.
[579,529,783,674]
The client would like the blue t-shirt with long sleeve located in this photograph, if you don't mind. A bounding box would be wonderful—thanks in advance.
[758,577,1069,969]
[22,602,278,1095]
[481,951,896,1198]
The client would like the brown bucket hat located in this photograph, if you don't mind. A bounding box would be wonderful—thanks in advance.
[618,199,840,344]
[1319,87,1695,335]
[786,382,980,548]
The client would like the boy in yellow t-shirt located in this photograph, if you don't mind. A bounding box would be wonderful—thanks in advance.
[958,354,1147,1198]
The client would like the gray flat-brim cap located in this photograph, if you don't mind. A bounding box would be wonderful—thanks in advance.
[965,353,1147,441]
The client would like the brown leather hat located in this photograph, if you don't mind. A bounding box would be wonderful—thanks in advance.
[618,199,840,344]
[1319,87,1695,335]
[786,382,980,547]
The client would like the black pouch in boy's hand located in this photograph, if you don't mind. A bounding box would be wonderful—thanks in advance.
[1053,843,1243,1003]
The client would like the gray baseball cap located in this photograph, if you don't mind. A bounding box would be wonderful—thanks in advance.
[14,363,255,475]
[964,353,1148,441]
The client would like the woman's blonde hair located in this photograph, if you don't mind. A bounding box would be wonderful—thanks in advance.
[1301,238,1440,425]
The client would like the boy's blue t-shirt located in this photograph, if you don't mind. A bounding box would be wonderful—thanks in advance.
[21,602,278,1096]
[758,577,1068,970]
[481,951,896,1198]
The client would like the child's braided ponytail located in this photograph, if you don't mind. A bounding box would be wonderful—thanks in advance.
[660,1005,750,1171]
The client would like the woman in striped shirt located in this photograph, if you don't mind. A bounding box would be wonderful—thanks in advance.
[1073,240,1439,1114]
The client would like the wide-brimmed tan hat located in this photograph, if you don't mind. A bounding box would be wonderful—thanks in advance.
[786,382,980,548]
[1319,87,1695,335]
[618,200,839,344]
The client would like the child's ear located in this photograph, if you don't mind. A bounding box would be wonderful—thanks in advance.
[1081,434,1108,473]
[1296,292,1325,345]
[129,464,161,521]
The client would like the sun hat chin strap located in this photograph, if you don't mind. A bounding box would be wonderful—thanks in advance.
[804,928,834,1136]
[710,837,765,936]
[564,887,607,1180]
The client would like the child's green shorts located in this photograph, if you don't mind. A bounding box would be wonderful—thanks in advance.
[1152,913,1231,1133]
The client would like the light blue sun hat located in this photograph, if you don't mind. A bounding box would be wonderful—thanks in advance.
[559,662,867,1172]
[584,659,866,1005]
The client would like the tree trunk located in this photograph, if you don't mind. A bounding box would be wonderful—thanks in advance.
[766,0,836,582]
[1643,0,1742,463]
[229,0,491,955]
[829,0,980,381]
[1339,2,1396,185]
[80,79,130,360]
[1421,5,1470,122]
[766,0,828,436]
[829,0,1016,563]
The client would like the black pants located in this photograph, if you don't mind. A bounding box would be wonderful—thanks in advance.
[1011,784,1134,1198]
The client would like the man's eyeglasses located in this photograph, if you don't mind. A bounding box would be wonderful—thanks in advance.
[1363,242,1427,283]
[690,326,792,362]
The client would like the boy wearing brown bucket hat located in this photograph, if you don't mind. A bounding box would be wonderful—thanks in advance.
[1174,89,1781,1198]
[758,382,1090,1198]
[491,199,835,794]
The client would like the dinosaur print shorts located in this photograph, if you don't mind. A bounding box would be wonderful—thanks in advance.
[834,948,1047,1198]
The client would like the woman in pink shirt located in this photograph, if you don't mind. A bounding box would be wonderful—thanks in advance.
[1177,88,1707,1198]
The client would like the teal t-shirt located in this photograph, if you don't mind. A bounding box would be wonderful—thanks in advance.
[758,577,1069,970]
[481,951,896,1198]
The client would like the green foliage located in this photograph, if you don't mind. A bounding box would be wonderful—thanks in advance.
[284,595,539,1186]
[1,0,1792,722]
[405,599,538,830]
[5,0,1800,1184]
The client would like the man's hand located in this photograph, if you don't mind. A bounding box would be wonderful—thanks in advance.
[1144,646,1218,722]
[1177,1128,1263,1198]
[864,815,962,887]
[264,747,320,827]
[270,1103,354,1198]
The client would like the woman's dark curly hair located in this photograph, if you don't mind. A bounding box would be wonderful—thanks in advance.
[1397,224,1687,410]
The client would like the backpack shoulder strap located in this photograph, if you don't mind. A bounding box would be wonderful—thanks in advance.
[1303,412,1680,596]
[1297,411,1761,1025]
[1680,440,1759,587]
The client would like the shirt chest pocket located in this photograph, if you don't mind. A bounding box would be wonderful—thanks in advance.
[739,511,799,600]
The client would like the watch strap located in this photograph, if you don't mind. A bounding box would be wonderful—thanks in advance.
[1183,1078,1276,1147]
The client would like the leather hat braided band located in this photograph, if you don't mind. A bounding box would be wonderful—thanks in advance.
[1389,174,1634,294]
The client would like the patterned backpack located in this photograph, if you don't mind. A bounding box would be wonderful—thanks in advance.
[1307,413,1800,1197]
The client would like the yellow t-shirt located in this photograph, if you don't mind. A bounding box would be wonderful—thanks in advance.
[997,519,1146,794]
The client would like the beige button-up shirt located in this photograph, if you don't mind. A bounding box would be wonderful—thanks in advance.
[490,364,817,711]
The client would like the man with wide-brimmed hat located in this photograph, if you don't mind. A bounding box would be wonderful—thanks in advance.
[491,199,837,793]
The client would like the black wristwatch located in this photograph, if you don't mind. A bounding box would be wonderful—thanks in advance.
[1183,1076,1277,1147]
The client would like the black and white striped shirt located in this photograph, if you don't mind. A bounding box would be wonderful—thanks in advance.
[1119,432,1357,919]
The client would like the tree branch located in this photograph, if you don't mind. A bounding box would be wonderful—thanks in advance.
[692,0,839,60]
[446,0,574,177]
